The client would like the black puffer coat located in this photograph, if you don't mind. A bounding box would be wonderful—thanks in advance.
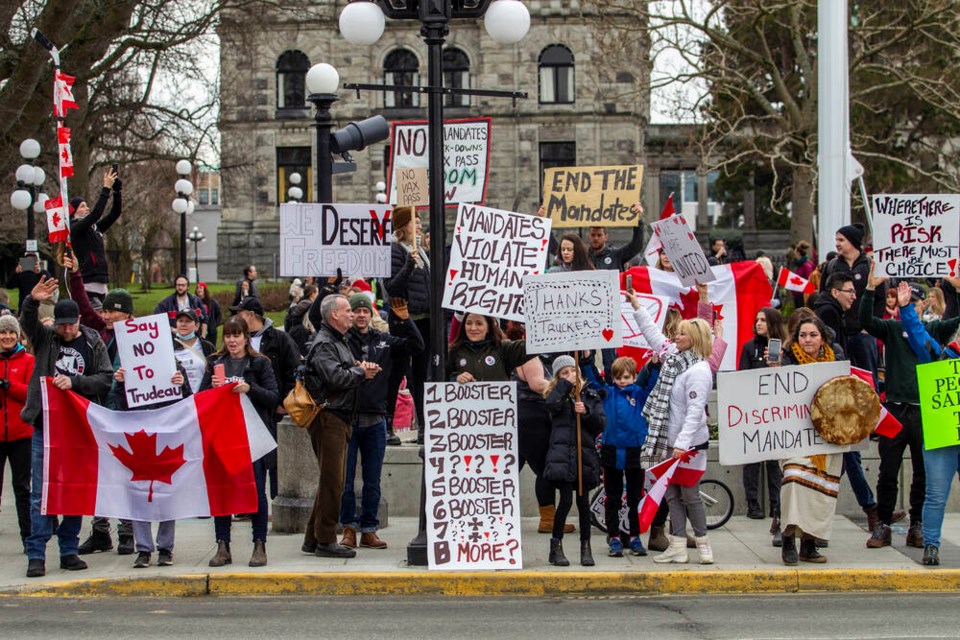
[543,378,605,489]
[384,242,430,315]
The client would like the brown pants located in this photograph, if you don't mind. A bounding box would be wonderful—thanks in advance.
[304,412,352,545]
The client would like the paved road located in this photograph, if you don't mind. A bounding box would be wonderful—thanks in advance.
[0,593,956,639]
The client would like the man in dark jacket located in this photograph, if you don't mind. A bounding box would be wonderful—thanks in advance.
[587,203,645,271]
[302,294,381,559]
[155,275,208,333]
[338,294,424,550]
[815,273,856,354]
[70,168,121,302]
[5,254,51,313]
[21,279,112,578]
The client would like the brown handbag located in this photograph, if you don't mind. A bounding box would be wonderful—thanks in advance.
[283,379,326,428]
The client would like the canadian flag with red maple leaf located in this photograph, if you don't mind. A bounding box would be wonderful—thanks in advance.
[44,195,69,243]
[53,70,79,117]
[57,124,74,178]
[41,380,276,521]
[776,266,816,295]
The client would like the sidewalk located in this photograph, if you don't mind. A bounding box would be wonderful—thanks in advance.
[2,507,960,597]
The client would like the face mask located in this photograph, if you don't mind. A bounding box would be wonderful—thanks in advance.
[177,331,196,341]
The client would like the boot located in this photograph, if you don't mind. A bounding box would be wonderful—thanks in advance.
[771,516,782,547]
[340,526,358,549]
[647,525,669,552]
[799,535,826,563]
[385,418,401,446]
[746,500,764,519]
[249,540,267,567]
[580,540,595,567]
[653,535,689,564]
[117,534,135,556]
[695,535,714,564]
[538,505,574,534]
[906,522,924,548]
[781,534,798,565]
[208,540,232,567]
[548,538,569,567]
[78,528,113,555]
[865,505,879,533]
[769,515,780,536]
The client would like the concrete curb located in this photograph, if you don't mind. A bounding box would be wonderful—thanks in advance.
[6,569,960,598]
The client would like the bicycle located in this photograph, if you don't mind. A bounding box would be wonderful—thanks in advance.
[589,477,735,534]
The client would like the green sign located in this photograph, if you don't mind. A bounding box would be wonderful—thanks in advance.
[917,359,960,450]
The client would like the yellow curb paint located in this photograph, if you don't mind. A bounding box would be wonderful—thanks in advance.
[796,569,960,593]
[8,575,208,598]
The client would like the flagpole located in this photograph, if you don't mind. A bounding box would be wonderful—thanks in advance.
[574,350,583,497]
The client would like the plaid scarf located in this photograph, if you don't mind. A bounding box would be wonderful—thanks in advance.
[640,348,701,468]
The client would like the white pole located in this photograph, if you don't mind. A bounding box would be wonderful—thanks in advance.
[817,0,850,259]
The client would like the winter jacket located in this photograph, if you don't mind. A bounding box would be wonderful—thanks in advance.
[20,295,113,426]
[590,223,644,272]
[584,364,651,470]
[347,315,424,418]
[285,299,315,356]
[202,298,222,346]
[69,269,115,355]
[814,294,847,354]
[306,322,366,422]
[818,251,886,333]
[5,268,52,314]
[71,187,121,286]
[384,242,430,316]
[0,346,34,442]
[739,335,771,371]
[446,338,534,382]
[543,378,605,488]
[154,292,208,327]
[250,320,300,409]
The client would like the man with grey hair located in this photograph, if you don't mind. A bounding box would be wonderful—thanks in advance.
[302,293,381,559]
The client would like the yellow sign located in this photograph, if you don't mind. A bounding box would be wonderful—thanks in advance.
[543,164,644,227]
[396,166,429,208]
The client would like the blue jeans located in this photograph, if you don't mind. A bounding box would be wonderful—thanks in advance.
[214,458,268,542]
[845,331,880,389]
[922,445,960,548]
[26,430,82,560]
[842,451,875,510]
[339,420,387,532]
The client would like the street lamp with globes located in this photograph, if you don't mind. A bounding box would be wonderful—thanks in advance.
[288,172,304,203]
[188,225,205,279]
[172,159,194,275]
[10,138,46,247]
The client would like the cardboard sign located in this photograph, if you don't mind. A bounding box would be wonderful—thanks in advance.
[649,214,714,287]
[717,361,851,465]
[543,165,644,228]
[387,118,491,205]
[114,313,181,408]
[917,359,960,451]
[620,293,670,351]
[279,203,392,278]
[872,194,960,279]
[443,203,551,321]
[424,382,522,571]
[396,166,429,207]
[522,271,623,354]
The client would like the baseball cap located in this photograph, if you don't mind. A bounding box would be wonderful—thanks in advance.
[231,297,264,316]
[54,299,80,325]
[176,309,198,322]
[909,283,927,302]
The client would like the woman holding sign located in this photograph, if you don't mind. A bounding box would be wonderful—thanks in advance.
[200,316,278,568]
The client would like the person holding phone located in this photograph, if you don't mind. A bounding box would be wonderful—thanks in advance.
[5,254,51,315]
[69,167,122,303]
[737,308,788,541]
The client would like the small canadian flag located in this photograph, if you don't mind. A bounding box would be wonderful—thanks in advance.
[53,70,79,117]
[58,125,73,178]
[44,195,69,243]
[777,266,816,295]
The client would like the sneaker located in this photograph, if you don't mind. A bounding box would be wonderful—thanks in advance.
[26,559,45,578]
[59,555,88,571]
[157,549,174,567]
[608,537,623,557]
[922,544,940,566]
[906,522,924,548]
[386,431,402,446]
[866,523,892,548]
[628,537,647,556]
[133,552,151,568]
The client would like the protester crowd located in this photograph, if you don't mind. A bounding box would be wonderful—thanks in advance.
[2,190,958,579]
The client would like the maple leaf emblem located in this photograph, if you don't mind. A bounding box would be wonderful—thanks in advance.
[61,147,70,163]
[789,276,803,286]
[52,212,61,227]
[109,430,186,502]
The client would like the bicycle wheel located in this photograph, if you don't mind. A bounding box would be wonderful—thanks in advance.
[589,486,608,533]
[699,479,734,530]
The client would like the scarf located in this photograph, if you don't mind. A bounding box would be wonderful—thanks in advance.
[790,341,835,365]
[640,348,701,468]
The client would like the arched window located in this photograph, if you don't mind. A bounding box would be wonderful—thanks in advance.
[443,48,470,107]
[384,49,420,108]
[538,45,575,104]
[277,50,310,109]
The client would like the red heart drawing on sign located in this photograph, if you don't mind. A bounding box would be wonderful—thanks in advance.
[602,328,614,341]
[449,269,458,283]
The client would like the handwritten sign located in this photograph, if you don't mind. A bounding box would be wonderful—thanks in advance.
[543,165,644,228]
[442,203,551,322]
[717,361,850,465]
[396,166,428,207]
[620,293,670,351]
[522,271,622,354]
[872,194,960,278]
[917,359,960,451]
[114,313,181,408]
[279,203,392,278]
[649,214,714,287]
[388,118,491,205]
[425,382,522,571]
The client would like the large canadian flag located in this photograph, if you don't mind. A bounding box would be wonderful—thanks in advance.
[41,380,276,521]
[620,262,773,370]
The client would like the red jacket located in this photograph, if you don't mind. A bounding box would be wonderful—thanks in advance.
[1,347,35,441]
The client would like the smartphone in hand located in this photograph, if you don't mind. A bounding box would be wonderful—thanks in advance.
[767,338,782,364]
[111,163,119,176]
[626,275,633,290]
[214,363,226,384]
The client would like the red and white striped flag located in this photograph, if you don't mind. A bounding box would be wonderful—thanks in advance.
[777,266,815,295]
[53,70,79,117]
[41,380,276,521]
[637,449,707,533]
[44,195,69,243]
[642,194,676,265]
[57,125,73,178]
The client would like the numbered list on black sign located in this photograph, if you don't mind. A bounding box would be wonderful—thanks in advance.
[425,382,522,571]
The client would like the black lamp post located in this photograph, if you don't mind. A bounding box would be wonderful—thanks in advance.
[172,160,194,276]
[188,226,205,279]
[339,0,530,566]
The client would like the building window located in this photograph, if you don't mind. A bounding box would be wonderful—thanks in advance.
[198,190,209,205]
[539,141,576,192]
[443,48,470,107]
[539,45,575,104]
[211,188,219,206]
[277,146,312,204]
[384,49,420,108]
[277,50,310,109]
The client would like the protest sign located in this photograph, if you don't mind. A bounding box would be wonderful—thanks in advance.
[872,194,960,279]
[649,214,714,287]
[917,359,960,451]
[279,203,392,278]
[425,382,522,571]
[718,361,851,465]
[543,165,644,228]
[387,118,491,205]
[396,166,429,207]
[522,271,622,354]
[114,313,181,408]
[620,292,670,351]
[443,203,551,321]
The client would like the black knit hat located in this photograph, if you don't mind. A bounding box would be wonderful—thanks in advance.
[837,223,865,250]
